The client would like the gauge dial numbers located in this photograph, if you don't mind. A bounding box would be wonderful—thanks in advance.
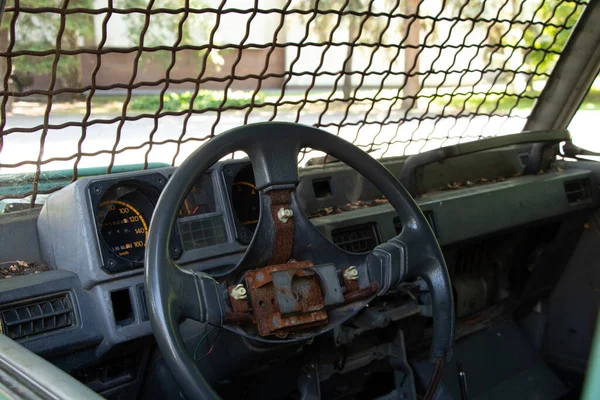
[93,181,157,271]
[97,200,149,263]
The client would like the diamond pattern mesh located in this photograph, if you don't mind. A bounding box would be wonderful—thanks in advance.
[0,0,589,204]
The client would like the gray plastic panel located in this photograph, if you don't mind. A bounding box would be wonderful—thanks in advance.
[37,168,176,289]
[311,169,598,246]
[0,208,43,263]
[90,275,152,355]
[0,270,102,357]
[35,161,599,290]
[20,157,598,362]
[36,165,248,288]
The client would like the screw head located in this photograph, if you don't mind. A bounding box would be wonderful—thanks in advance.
[277,207,294,223]
[230,284,247,300]
[343,266,359,280]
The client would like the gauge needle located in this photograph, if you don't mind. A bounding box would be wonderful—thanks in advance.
[192,205,199,215]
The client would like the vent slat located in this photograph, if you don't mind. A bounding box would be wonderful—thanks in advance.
[332,223,380,253]
[2,309,72,326]
[564,178,592,204]
[0,294,74,340]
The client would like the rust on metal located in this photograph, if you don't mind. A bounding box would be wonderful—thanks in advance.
[244,260,328,337]
[267,190,294,265]
[225,312,254,324]
[228,284,250,313]
[343,281,379,303]
[342,266,360,293]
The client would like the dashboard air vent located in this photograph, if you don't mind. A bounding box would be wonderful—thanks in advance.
[0,293,75,340]
[331,223,381,253]
[564,178,591,204]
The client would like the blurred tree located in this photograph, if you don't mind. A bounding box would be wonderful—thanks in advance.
[296,0,422,107]
[6,0,95,97]
[458,0,585,91]
[116,0,224,73]
[0,27,12,112]
[298,0,586,106]
[3,0,224,99]
[510,0,584,90]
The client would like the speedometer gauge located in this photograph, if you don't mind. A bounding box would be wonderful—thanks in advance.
[94,183,156,269]
[98,200,148,262]
[90,175,183,274]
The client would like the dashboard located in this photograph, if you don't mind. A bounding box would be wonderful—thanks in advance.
[33,156,600,289]
[89,161,260,274]
[0,147,598,398]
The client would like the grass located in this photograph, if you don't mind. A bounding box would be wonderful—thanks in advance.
[129,90,266,112]
[432,86,600,114]
[432,92,535,114]
[9,86,600,116]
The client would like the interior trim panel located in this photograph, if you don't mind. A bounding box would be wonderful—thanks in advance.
[0,155,597,393]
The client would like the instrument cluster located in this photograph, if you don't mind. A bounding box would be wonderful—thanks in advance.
[90,161,257,273]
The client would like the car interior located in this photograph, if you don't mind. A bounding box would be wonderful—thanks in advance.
[1,1,600,399]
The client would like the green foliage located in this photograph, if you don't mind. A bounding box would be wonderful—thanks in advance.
[433,86,600,113]
[433,92,535,114]
[130,90,266,111]
[6,0,95,87]
[458,0,586,86]
[513,0,585,78]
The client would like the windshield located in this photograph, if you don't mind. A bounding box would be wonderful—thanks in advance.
[0,0,590,205]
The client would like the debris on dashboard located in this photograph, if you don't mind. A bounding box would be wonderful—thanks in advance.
[309,197,389,218]
[432,167,565,194]
[0,260,50,279]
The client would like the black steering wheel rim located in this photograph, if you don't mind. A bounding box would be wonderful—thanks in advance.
[145,122,454,399]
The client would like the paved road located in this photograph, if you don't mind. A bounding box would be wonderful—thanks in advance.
[0,108,597,175]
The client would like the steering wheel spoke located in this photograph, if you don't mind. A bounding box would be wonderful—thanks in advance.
[370,223,454,360]
[166,262,225,326]
[243,128,301,191]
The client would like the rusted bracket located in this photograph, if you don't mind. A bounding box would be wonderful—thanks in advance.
[226,260,379,338]
[268,190,295,265]
[224,189,380,337]
[244,260,328,338]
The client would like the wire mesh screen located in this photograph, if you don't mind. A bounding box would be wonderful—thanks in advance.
[0,0,589,204]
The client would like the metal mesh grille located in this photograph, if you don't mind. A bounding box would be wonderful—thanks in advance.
[0,0,589,204]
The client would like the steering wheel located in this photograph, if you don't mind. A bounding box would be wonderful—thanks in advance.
[145,122,454,399]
